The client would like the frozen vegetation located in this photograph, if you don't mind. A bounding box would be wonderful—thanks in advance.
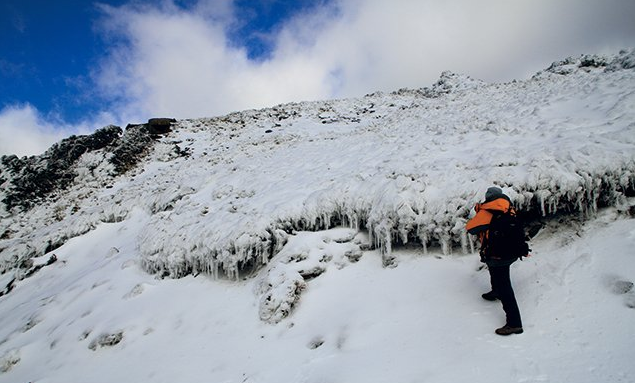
[0,50,634,383]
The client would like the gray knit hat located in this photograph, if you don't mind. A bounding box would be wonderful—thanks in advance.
[485,186,504,201]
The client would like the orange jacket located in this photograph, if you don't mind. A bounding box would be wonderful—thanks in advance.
[466,197,513,243]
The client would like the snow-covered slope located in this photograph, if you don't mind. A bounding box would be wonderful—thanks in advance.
[2,51,634,282]
[0,206,633,383]
[0,50,634,382]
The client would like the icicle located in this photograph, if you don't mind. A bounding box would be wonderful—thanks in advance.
[460,230,468,254]
[440,236,450,256]
[212,258,219,280]
[261,246,267,265]
[381,230,394,267]
[385,231,392,255]
[346,211,354,229]
[591,185,599,214]
[418,230,428,255]
[549,197,556,215]
[576,191,584,214]
[399,226,409,244]
[539,193,545,216]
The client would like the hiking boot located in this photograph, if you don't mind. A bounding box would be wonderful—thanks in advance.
[481,291,498,301]
[495,325,524,336]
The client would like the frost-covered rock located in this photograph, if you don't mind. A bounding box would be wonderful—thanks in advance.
[256,228,366,323]
[430,71,486,94]
[0,123,189,274]
[539,48,635,77]
[0,125,122,210]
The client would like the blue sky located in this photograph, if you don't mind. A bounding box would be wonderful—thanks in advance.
[1,0,634,156]
[0,0,321,124]
[1,0,120,123]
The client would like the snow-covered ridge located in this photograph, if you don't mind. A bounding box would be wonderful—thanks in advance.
[1,50,634,280]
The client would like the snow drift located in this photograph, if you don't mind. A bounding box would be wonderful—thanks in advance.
[1,50,634,282]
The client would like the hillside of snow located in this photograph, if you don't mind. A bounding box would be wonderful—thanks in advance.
[0,204,634,382]
[0,50,634,382]
[2,51,634,280]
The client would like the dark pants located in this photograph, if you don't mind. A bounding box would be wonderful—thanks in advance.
[488,264,522,328]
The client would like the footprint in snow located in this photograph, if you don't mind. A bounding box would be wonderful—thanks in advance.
[604,274,633,295]
[123,283,145,299]
[307,336,325,349]
[91,280,110,290]
[611,280,634,295]
[22,315,42,333]
[0,349,20,373]
[120,260,135,270]
[79,329,91,341]
[88,331,124,351]
[106,247,120,258]
[603,274,635,309]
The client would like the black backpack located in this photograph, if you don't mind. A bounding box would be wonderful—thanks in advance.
[482,211,530,261]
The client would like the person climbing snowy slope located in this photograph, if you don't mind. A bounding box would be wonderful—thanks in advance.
[466,186,527,335]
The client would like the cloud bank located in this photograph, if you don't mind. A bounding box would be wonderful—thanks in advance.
[0,104,112,157]
[0,104,67,158]
[2,0,634,156]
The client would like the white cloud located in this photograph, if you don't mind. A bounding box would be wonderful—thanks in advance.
[0,104,111,157]
[91,0,635,122]
[93,1,336,120]
[282,0,635,94]
[0,104,69,157]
